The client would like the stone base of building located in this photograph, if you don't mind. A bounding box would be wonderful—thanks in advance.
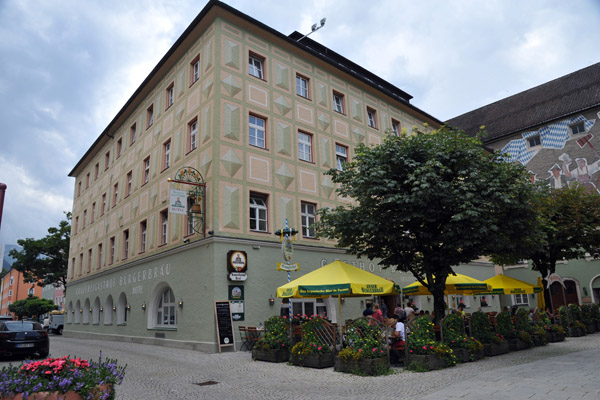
[63,330,223,353]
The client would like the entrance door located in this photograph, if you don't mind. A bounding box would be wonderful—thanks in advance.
[550,282,565,309]
[564,280,579,305]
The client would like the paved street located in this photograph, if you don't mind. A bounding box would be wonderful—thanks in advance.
[2,333,600,400]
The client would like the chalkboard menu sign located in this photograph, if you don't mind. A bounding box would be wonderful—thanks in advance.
[214,301,235,353]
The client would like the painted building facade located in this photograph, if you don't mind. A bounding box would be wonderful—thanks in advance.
[65,0,441,352]
[447,62,600,309]
[0,268,43,317]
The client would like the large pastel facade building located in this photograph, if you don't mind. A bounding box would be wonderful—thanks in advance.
[66,0,440,352]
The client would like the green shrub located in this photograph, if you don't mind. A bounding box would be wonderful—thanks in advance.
[255,316,290,350]
[496,311,516,339]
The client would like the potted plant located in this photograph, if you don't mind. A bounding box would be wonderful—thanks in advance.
[334,318,389,376]
[252,316,291,363]
[441,313,481,362]
[0,356,126,400]
[566,304,586,337]
[406,316,456,370]
[580,304,595,334]
[591,304,600,331]
[290,315,334,368]
[470,311,509,356]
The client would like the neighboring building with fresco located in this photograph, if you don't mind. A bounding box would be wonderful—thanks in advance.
[447,62,600,309]
[0,268,43,317]
[65,0,441,352]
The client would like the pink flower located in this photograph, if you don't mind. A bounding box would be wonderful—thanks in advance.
[422,346,427,350]
[372,348,376,352]
[318,346,322,350]
[358,349,362,352]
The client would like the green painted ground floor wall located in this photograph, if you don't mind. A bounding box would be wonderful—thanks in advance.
[63,235,415,353]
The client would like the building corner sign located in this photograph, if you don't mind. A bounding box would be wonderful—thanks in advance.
[278,234,299,271]
[227,250,248,281]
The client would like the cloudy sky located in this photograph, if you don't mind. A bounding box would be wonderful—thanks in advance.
[0,0,599,245]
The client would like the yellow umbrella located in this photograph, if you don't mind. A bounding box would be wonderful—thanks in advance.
[401,273,491,295]
[277,260,396,298]
[481,275,543,295]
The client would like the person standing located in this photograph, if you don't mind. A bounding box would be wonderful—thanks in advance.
[372,304,384,322]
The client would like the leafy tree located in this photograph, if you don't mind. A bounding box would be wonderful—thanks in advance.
[316,127,537,323]
[525,186,600,304]
[9,212,70,292]
[8,295,57,319]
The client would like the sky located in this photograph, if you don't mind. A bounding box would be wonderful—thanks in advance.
[0,0,599,245]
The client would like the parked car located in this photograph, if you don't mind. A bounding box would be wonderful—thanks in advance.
[0,316,14,321]
[48,313,64,335]
[0,320,49,359]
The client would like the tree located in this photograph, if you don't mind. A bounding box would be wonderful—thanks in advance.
[316,127,538,323]
[526,186,600,305]
[9,212,71,292]
[8,295,58,320]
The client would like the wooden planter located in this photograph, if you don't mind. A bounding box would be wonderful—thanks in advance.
[483,341,510,357]
[252,348,290,363]
[406,354,448,370]
[568,327,585,337]
[2,385,112,400]
[548,332,566,342]
[532,335,547,347]
[585,324,596,334]
[471,348,485,361]
[594,321,600,332]
[334,356,389,375]
[508,339,531,351]
[451,347,471,363]
[290,352,334,368]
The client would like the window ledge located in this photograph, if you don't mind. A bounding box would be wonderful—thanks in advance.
[117,323,127,326]
[150,327,178,331]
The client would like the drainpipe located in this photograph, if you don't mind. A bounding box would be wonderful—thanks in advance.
[0,183,6,231]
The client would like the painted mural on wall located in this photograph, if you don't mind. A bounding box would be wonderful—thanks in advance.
[500,113,600,193]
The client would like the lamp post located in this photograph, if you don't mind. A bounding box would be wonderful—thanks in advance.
[0,183,6,231]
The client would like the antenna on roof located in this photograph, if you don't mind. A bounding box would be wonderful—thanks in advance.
[296,18,326,42]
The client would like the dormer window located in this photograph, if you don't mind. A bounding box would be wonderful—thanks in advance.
[527,135,541,149]
[570,122,585,135]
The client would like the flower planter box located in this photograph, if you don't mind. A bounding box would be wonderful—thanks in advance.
[406,354,448,370]
[334,356,389,375]
[594,321,600,332]
[483,342,510,357]
[508,339,531,350]
[471,349,485,361]
[290,352,334,368]
[548,332,566,342]
[568,327,584,337]
[586,324,596,334]
[532,335,547,347]
[252,348,290,363]
[451,347,471,363]
[2,385,111,400]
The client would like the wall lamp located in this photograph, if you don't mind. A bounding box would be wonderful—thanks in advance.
[142,303,147,311]
[79,309,83,313]
[268,296,275,306]
[89,308,92,313]
[178,299,184,308]
[99,307,103,312]
[112,306,116,311]
[340,296,345,304]
[427,295,431,301]
[126,304,131,311]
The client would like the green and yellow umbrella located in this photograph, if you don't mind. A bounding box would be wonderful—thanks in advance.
[402,273,491,295]
[481,275,543,295]
[276,260,396,298]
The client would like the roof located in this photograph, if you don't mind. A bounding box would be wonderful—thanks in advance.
[445,62,600,143]
[69,0,441,177]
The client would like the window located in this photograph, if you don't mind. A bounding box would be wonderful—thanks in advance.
[140,220,147,253]
[117,138,122,158]
[248,53,264,79]
[87,249,92,273]
[571,121,585,135]
[91,203,95,223]
[77,181,81,197]
[70,258,75,278]
[301,202,316,238]
[190,56,200,85]
[126,171,132,197]
[249,193,268,232]
[186,197,196,236]
[147,104,154,129]
[333,92,345,114]
[112,183,118,207]
[8,289,12,296]
[105,152,110,170]
[188,119,198,152]
[94,163,99,180]
[82,209,87,229]
[28,287,34,295]
[391,119,400,136]
[101,193,107,215]
[249,115,266,148]
[527,135,541,148]
[298,132,313,162]
[123,230,129,260]
[9,276,14,285]
[130,123,136,145]
[166,82,174,109]
[74,216,79,234]
[85,173,90,189]
[78,254,83,275]
[157,287,177,326]
[143,157,150,184]
[160,210,168,245]
[109,237,115,265]
[163,140,171,170]
[367,107,377,128]
[296,74,309,98]
[97,243,102,270]
[514,293,529,305]
[336,144,348,171]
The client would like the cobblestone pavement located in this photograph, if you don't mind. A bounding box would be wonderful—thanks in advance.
[2,333,600,400]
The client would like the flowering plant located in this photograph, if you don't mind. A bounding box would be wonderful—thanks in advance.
[290,315,332,357]
[0,356,126,400]
[408,316,456,366]
[255,316,290,350]
[339,318,387,361]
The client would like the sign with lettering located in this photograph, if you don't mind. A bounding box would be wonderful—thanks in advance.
[214,301,235,353]
[227,250,248,281]
[228,285,244,321]
[169,189,187,215]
